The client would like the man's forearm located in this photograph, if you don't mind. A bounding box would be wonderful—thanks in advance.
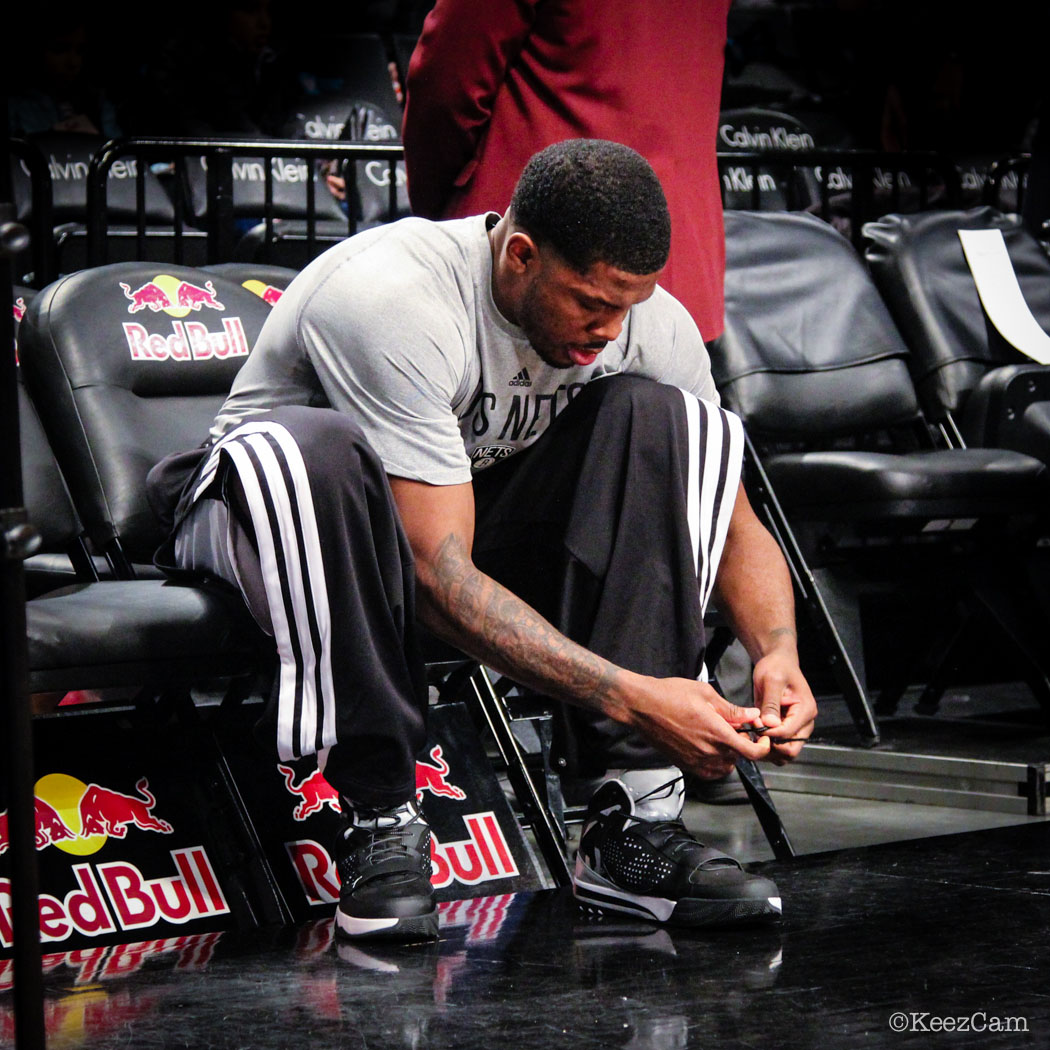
[417,531,630,716]
[714,497,799,664]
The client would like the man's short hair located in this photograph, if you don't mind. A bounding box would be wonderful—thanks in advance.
[509,139,671,275]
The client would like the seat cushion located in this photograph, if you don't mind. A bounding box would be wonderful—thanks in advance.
[765,447,1047,520]
[27,579,266,692]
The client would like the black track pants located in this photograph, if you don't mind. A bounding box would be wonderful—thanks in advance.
[172,405,427,808]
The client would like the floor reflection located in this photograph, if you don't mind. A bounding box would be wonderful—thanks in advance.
[6,822,1050,1048]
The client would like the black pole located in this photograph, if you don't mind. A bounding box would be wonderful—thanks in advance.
[0,103,47,1049]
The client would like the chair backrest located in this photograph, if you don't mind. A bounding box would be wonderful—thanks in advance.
[299,33,403,116]
[717,107,821,212]
[11,131,175,226]
[17,262,273,564]
[717,210,922,440]
[184,149,349,225]
[280,93,408,228]
[202,262,299,306]
[12,285,73,550]
[864,206,1050,418]
[17,373,84,558]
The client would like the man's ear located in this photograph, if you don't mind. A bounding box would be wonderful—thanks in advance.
[505,231,539,274]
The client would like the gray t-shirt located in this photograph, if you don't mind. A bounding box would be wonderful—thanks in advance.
[212,213,719,484]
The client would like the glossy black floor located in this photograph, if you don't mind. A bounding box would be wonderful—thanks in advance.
[5,818,1048,1049]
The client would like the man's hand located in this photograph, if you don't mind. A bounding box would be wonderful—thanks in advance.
[615,676,774,780]
[750,647,818,765]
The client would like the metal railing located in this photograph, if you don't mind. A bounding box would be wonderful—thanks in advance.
[85,137,404,268]
[982,153,1031,213]
[7,136,1030,284]
[717,149,964,247]
[7,139,55,287]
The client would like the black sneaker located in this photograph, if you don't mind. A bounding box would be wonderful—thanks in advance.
[573,779,782,927]
[335,798,439,942]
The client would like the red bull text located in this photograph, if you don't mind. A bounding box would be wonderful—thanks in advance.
[123,318,249,362]
[0,848,229,947]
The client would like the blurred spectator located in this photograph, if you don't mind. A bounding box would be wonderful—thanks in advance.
[8,5,121,139]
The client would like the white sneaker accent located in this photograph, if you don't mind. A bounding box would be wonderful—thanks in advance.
[573,856,676,922]
[336,912,399,937]
[611,767,684,821]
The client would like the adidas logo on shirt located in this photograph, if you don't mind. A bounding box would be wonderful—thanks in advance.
[508,368,532,387]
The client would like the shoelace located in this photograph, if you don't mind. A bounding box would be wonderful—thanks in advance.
[362,827,415,865]
[629,778,738,869]
[643,819,738,868]
[631,775,685,812]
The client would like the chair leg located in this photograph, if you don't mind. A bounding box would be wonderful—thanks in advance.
[461,665,573,887]
[735,758,795,861]
[171,685,297,928]
[971,573,1050,715]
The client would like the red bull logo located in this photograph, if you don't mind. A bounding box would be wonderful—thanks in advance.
[0,775,170,858]
[12,296,26,324]
[277,766,340,822]
[277,745,467,822]
[123,317,250,363]
[0,775,229,948]
[0,798,75,855]
[78,778,174,840]
[118,276,247,363]
[415,745,466,802]
[0,853,228,947]
[240,279,285,305]
[286,811,519,904]
[119,276,225,316]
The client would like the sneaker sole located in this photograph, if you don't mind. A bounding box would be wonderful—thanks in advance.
[573,861,782,928]
[336,907,440,942]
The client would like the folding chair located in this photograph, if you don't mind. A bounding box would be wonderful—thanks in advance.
[717,107,822,212]
[10,131,208,278]
[717,210,1050,736]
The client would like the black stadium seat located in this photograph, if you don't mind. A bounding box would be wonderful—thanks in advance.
[16,260,575,885]
[17,262,274,576]
[717,107,821,213]
[10,131,207,277]
[15,264,273,801]
[202,262,300,307]
[717,210,1050,730]
[16,377,98,599]
[864,207,1050,464]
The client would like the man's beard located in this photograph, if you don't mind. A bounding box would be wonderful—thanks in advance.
[516,280,571,368]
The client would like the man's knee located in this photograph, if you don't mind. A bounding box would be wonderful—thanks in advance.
[571,374,684,419]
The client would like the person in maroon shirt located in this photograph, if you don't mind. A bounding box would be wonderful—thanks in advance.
[402,0,732,344]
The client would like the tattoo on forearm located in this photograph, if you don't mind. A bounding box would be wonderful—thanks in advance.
[428,533,619,707]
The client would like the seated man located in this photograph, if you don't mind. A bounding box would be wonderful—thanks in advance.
[149,139,817,942]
